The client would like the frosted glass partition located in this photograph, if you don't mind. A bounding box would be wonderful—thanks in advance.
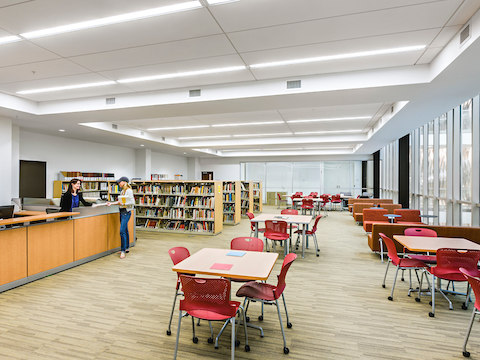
[292,162,321,195]
[266,162,293,195]
[245,162,266,202]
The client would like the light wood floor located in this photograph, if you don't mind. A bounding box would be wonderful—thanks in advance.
[0,207,478,359]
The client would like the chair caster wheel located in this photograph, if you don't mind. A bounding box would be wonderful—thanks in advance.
[258,315,263,321]
[429,312,435,317]
[235,340,240,347]
[287,322,292,328]
[166,330,171,336]
[429,301,432,305]
[284,347,289,354]
[463,351,471,357]
[245,345,250,352]
[462,304,468,310]
[316,254,319,257]
[382,284,385,288]
[401,278,405,282]
[388,296,393,301]
[193,337,198,344]
[407,294,411,297]
[214,345,219,350]
[415,298,421,302]
[246,316,250,322]
[207,337,214,344]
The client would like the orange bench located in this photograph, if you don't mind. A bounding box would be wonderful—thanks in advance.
[352,203,374,222]
[363,208,389,232]
[393,209,423,224]
[348,198,393,212]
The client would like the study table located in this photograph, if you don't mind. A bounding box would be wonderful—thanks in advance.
[393,235,480,252]
[250,213,312,258]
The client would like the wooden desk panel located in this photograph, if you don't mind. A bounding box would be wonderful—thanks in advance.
[0,227,27,286]
[74,215,108,261]
[107,212,134,250]
[27,221,74,276]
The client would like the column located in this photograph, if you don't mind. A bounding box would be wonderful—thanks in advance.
[398,134,409,208]
[135,148,151,180]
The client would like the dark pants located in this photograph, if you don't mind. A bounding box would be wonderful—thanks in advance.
[120,210,131,252]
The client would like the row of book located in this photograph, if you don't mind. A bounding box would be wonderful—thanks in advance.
[187,197,215,208]
[189,185,213,195]
[240,183,248,191]
[223,182,235,191]
[60,171,115,181]
[223,193,235,202]
[223,214,235,223]
[190,209,215,220]
[223,205,234,213]
[241,200,249,208]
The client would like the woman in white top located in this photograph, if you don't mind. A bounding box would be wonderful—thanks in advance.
[109,176,135,259]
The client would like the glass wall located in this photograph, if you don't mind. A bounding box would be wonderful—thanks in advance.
[381,95,480,226]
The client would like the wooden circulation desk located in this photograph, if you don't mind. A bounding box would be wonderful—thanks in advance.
[0,207,135,292]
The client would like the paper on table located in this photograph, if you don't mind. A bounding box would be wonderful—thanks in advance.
[210,263,233,270]
[91,203,108,208]
[226,250,246,257]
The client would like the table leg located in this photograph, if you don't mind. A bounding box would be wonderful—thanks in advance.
[302,225,307,258]
[254,222,258,238]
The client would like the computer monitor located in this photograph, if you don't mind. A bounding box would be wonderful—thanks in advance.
[0,205,14,220]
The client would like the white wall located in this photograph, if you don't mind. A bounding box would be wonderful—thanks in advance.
[198,158,241,180]
[0,118,13,204]
[20,130,136,198]
[151,151,189,180]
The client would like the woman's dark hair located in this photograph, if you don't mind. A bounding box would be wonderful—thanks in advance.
[67,178,82,194]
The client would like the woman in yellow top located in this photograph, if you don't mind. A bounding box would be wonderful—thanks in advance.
[108,177,135,259]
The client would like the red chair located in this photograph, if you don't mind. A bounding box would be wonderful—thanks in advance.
[417,248,480,317]
[301,198,314,216]
[236,253,297,355]
[231,237,264,252]
[281,209,298,215]
[246,212,264,237]
[379,233,426,301]
[320,194,330,210]
[459,268,480,358]
[290,194,302,209]
[167,247,191,336]
[276,193,288,209]
[264,220,290,255]
[294,214,322,256]
[404,228,438,264]
[394,209,423,224]
[330,194,342,210]
[173,276,248,359]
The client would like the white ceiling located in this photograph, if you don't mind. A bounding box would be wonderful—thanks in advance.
[0,0,479,158]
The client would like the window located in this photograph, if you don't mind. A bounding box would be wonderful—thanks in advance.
[460,99,472,202]
[438,114,447,198]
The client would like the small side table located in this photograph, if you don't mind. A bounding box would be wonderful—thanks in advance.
[384,214,401,223]
[420,214,438,224]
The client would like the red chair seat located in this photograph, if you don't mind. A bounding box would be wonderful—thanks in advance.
[429,267,480,281]
[236,280,277,301]
[394,258,426,268]
[408,254,437,264]
[188,301,241,320]
[294,229,314,235]
[266,233,289,241]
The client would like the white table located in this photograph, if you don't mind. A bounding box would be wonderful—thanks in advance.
[251,213,313,258]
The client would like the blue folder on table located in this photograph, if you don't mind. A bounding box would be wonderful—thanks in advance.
[226,250,246,257]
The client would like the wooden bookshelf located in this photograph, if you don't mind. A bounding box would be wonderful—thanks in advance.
[53,180,113,200]
[222,181,241,225]
[240,181,253,217]
[252,181,263,213]
[131,180,223,235]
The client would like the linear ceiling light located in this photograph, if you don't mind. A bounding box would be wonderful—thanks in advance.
[294,130,364,135]
[20,1,202,39]
[212,121,284,127]
[249,45,426,69]
[0,35,21,45]
[206,0,240,5]
[118,66,245,84]
[178,135,232,140]
[287,116,371,124]
[16,80,116,95]
[233,132,292,138]
[147,125,209,131]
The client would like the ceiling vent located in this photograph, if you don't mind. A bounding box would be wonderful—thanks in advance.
[287,80,301,89]
[140,131,145,136]
[460,24,470,44]
[106,97,115,105]
[189,89,201,97]
[112,124,118,130]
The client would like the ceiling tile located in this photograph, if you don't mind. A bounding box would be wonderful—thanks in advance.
[445,0,480,26]
[430,25,462,47]
[0,41,58,68]
[279,103,382,120]
[70,34,236,72]
[25,8,222,57]
[416,46,443,64]
[227,1,463,52]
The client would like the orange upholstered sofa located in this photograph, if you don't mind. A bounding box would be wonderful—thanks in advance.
[393,209,423,224]
[348,198,393,212]
[367,223,480,252]
[363,209,389,232]
[352,203,374,222]
[379,204,402,213]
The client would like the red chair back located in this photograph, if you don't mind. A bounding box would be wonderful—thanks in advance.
[265,220,288,236]
[273,253,297,299]
[281,209,298,215]
[404,228,437,237]
[168,247,190,266]
[460,268,480,310]
[231,237,264,252]
[277,193,282,200]
[301,199,314,208]
[379,233,400,264]
[179,275,236,317]
[311,215,323,233]
[436,248,480,275]
[246,212,255,231]
[331,194,341,201]
[320,194,330,202]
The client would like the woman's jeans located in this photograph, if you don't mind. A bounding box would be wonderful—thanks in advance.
[120,210,131,252]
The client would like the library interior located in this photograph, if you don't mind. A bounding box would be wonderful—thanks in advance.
[2,1,480,359]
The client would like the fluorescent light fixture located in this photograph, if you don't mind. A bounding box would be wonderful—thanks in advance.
[294,130,364,135]
[178,135,232,140]
[140,144,145,147]
[20,1,202,39]
[118,66,245,84]
[212,121,283,127]
[0,35,21,45]
[147,125,209,131]
[233,132,292,138]
[17,80,116,95]
[250,45,426,69]
[222,148,263,152]
[287,116,371,124]
[206,0,240,4]
[303,146,352,150]
[58,129,66,132]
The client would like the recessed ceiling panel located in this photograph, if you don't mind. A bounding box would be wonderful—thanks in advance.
[0,41,59,68]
